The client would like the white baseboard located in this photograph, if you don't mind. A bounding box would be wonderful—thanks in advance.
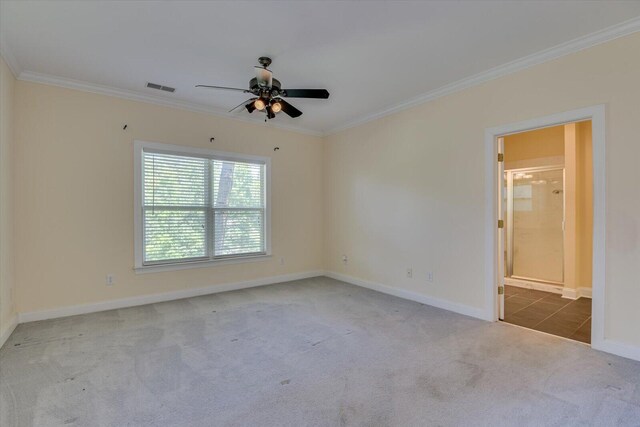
[505,278,593,300]
[11,271,637,363]
[0,314,18,349]
[562,288,578,300]
[325,271,488,320]
[18,270,324,323]
[578,287,592,298]
[561,286,593,300]
[505,277,563,295]
[593,338,640,363]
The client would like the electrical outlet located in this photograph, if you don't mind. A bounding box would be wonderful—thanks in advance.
[105,274,115,286]
[427,272,434,283]
[406,268,413,279]
[342,255,348,265]
[279,257,285,266]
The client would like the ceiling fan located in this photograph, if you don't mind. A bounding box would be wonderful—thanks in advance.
[196,57,329,121]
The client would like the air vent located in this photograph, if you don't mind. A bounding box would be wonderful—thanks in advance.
[146,82,175,93]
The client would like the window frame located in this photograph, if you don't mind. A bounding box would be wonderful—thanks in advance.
[134,140,271,273]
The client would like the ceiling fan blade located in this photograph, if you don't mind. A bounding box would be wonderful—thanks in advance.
[229,97,257,113]
[276,99,303,118]
[196,85,250,93]
[254,67,273,88]
[281,89,329,99]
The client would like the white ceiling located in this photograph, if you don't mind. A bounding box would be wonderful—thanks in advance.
[2,1,640,134]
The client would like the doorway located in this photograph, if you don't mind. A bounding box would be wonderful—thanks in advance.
[485,105,606,348]
[499,122,592,343]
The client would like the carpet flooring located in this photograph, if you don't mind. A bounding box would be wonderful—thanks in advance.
[1,277,639,426]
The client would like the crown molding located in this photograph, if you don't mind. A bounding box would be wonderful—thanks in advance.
[325,16,640,135]
[0,0,22,77]
[17,71,323,137]
[8,16,640,137]
[0,37,21,78]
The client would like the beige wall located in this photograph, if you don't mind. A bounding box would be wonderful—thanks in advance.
[13,81,324,314]
[324,32,640,346]
[564,121,594,294]
[564,123,579,292]
[576,121,593,289]
[504,125,565,169]
[0,56,16,336]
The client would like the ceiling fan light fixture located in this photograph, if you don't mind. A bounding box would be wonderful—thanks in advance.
[271,101,282,113]
[254,99,266,110]
[266,105,276,120]
[245,102,257,113]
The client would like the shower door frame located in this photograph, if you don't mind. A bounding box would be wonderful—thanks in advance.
[505,165,565,285]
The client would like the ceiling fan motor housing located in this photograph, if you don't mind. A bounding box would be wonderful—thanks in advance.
[258,56,272,68]
[250,77,281,97]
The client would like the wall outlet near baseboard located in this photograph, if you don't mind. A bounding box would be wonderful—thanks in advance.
[406,268,413,279]
[105,275,115,286]
[427,272,434,283]
[279,257,285,266]
[342,255,348,265]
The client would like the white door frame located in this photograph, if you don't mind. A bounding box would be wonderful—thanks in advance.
[484,105,605,349]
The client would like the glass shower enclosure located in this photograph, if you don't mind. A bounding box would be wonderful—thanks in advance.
[504,167,565,284]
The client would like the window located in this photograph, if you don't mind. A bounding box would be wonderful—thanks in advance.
[134,141,270,271]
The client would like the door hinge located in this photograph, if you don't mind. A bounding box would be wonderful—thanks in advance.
[498,285,504,295]
[498,219,504,229]
[497,153,504,162]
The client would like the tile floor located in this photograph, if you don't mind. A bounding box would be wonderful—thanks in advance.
[503,285,592,343]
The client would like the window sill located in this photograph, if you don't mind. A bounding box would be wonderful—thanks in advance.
[134,254,272,274]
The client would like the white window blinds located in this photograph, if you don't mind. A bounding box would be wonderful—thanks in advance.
[142,150,266,265]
